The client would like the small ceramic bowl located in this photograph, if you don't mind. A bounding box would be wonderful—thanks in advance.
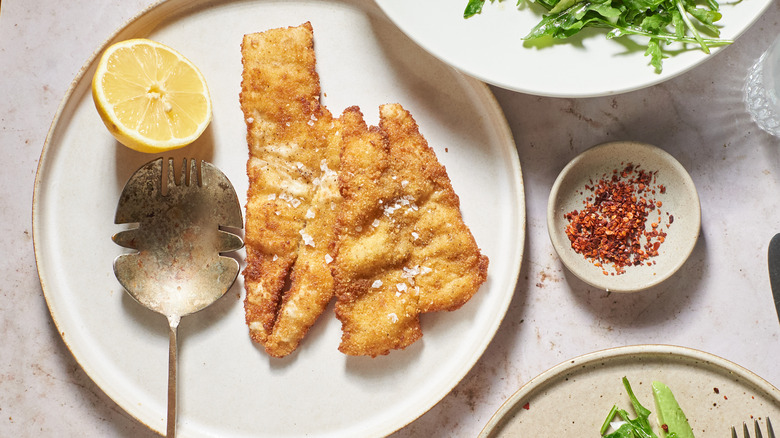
[547,141,700,292]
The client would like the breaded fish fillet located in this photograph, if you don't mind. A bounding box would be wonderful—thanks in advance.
[240,22,342,358]
[332,104,489,357]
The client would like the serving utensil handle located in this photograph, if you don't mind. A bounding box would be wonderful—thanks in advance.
[167,315,180,437]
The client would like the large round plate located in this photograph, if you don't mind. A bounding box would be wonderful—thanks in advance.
[375,0,773,97]
[480,345,780,437]
[32,0,525,437]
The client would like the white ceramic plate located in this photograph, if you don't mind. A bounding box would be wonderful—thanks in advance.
[480,345,780,437]
[547,141,700,292]
[375,0,773,97]
[32,0,525,437]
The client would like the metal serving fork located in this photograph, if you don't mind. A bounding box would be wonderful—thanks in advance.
[113,157,243,437]
[731,418,776,438]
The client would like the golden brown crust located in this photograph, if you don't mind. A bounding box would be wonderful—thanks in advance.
[241,22,342,358]
[332,104,489,357]
[241,23,488,358]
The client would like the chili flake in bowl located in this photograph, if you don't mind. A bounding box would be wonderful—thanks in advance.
[547,141,700,292]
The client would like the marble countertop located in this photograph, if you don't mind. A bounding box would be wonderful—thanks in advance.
[2,0,780,436]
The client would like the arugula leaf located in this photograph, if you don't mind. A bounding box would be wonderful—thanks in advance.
[600,405,619,435]
[623,376,658,437]
[600,377,660,438]
[605,422,640,438]
[601,377,696,438]
[525,3,619,40]
[463,0,732,72]
[550,0,585,14]
[622,0,665,10]
[645,38,666,73]
[464,0,487,18]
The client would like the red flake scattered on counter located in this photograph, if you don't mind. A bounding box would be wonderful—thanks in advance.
[522,402,530,410]
[563,163,671,275]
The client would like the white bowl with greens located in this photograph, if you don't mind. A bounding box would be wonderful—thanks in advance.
[375,0,773,97]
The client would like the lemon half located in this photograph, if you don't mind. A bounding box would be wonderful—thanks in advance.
[92,39,212,153]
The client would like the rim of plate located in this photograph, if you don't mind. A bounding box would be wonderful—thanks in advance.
[479,344,780,437]
[32,0,526,435]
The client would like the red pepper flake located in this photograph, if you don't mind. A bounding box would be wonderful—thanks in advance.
[523,402,530,410]
[661,424,669,432]
[563,163,671,275]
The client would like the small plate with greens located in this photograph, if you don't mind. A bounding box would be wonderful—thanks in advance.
[374,0,773,97]
[479,345,780,437]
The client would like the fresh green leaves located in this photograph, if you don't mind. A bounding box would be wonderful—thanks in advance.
[601,377,660,438]
[462,0,732,72]
[525,2,622,40]
[464,0,488,18]
[652,381,695,438]
[600,377,695,438]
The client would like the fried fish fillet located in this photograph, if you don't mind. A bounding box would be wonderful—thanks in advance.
[240,22,342,358]
[332,104,489,357]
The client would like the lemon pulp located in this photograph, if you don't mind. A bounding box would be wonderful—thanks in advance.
[92,39,212,153]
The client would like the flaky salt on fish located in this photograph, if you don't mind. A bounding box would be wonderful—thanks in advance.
[332,104,489,357]
[240,22,488,358]
[240,22,342,358]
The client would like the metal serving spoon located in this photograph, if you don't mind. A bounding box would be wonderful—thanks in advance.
[112,157,243,437]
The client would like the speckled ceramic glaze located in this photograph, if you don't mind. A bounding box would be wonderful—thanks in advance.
[547,141,701,292]
[480,345,780,437]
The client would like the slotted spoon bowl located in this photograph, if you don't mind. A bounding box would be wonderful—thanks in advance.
[112,157,243,436]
